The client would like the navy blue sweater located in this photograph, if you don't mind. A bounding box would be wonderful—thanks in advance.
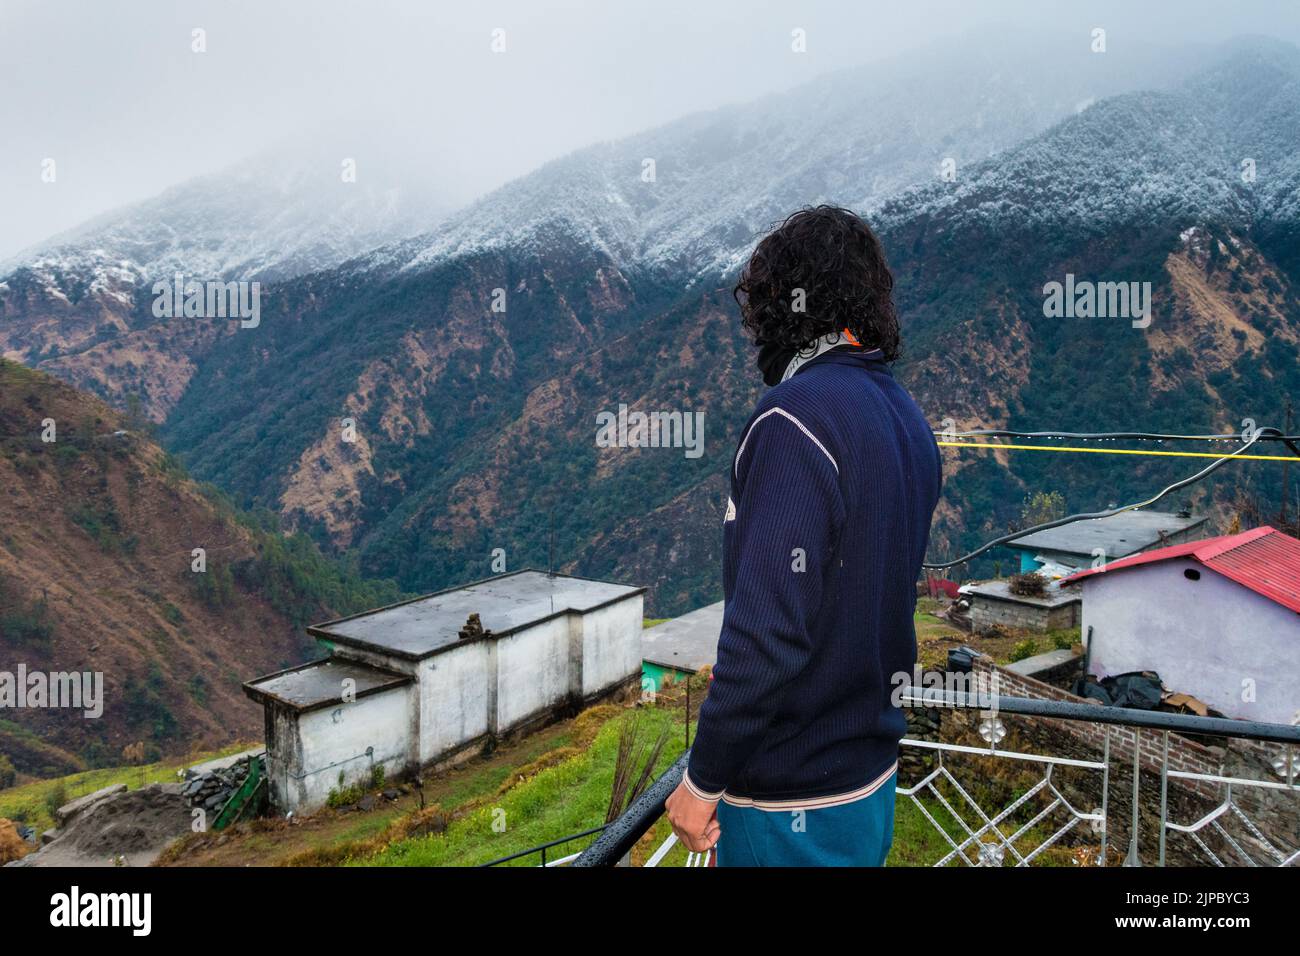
[685,348,941,804]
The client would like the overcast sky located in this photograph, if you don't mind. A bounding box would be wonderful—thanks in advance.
[2,0,1299,259]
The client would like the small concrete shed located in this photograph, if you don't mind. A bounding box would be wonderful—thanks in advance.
[965,579,1081,632]
[245,570,644,812]
[1005,510,1208,572]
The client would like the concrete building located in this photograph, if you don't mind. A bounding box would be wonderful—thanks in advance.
[641,601,723,692]
[1065,526,1300,724]
[1005,510,1208,573]
[244,570,644,812]
[965,579,1081,633]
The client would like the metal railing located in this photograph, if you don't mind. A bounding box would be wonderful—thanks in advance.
[897,732,1108,867]
[560,691,1300,867]
[480,824,609,867]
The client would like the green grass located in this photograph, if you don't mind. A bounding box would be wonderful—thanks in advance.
[357,708,684,867]
[0,742,253,832]
[435,729,576,810]
[889,795,967,866]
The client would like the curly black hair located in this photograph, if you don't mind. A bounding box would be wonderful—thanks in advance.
[733,204,900,361]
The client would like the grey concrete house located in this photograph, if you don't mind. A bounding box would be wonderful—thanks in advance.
[1005,510,1208,573]
[641,601,724,692]
[244,570,644,813]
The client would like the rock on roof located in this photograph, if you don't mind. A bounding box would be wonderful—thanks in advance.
[963,579,1081,607]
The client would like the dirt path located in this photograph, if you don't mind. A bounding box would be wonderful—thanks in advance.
[13,784,191,868]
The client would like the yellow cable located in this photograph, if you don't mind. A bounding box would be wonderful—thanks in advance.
[937,440,1295,462]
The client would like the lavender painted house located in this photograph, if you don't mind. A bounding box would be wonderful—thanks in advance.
[1065,526,1300,725]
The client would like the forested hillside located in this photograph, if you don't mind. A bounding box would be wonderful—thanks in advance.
[0,360,404,775]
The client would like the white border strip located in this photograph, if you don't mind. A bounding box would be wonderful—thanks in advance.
[734,407,839,478]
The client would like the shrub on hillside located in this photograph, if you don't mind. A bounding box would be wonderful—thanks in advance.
[43,781,67,820]
[0,572,54,650]
[1009,639,1039,663]
[0,818,31,864]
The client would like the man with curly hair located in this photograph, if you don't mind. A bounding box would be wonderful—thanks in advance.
[664,205,941,866]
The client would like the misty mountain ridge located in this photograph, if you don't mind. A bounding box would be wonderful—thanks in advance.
[360,29,1208,284]
[1,146,452,288]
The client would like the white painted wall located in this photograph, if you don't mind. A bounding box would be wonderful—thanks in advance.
[1081,558,1300,724]
[417,642,490,764]
[582,596,645,696]
[285,686,412,811]
[496,615,572,729]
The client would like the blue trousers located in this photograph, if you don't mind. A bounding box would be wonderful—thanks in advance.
[715,773,896,867]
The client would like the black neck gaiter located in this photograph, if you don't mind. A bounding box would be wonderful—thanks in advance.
[756,340,797,387]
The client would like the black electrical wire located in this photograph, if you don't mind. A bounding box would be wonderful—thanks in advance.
[922,425,1298,571]
[938,428,1300,444]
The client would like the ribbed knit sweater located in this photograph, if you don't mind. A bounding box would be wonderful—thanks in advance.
[684,348,942,806]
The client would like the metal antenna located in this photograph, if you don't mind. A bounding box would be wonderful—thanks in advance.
[1282,397,1293,526]
[548,509,555,578]
[548,509,556,614]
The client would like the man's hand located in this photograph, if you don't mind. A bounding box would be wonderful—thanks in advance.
[665,781,720,853]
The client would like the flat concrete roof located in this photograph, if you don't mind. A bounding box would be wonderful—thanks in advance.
[642,601,724,673]
[243,658,411,713]
[1005,511,1207,560]
[308,570,644,661]
[966,579,1080,607]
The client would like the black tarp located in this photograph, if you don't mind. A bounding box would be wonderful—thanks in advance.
[1072,670,1163,709]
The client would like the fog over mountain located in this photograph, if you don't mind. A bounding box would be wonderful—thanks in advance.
[4,0,1297,258]
[3,14,1300,624]
[362,30,1203,283]
[0,25,1204,414]
[2,136,455,284]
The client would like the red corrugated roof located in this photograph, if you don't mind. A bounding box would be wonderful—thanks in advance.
[1064,525,1300,614]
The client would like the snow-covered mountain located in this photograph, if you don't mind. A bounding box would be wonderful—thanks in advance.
[0,141,454,415]
[2,144,453,286]
[356,30,1202,284]
[8,29,1298,616]
[874,36,1300,239]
